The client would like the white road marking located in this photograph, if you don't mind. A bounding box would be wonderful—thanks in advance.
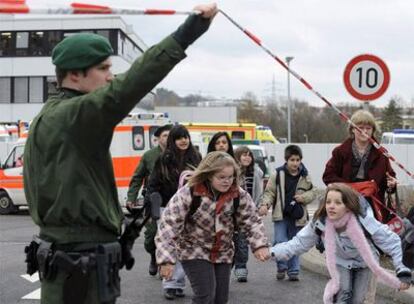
[21,272,41,300]
[21,272,39,283]
[22,288,41,300]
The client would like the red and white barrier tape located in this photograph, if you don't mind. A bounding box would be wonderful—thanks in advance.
[0,1,194,15]
[218,9,414,180]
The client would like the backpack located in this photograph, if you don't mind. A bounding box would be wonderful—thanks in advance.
[185,186,240,230]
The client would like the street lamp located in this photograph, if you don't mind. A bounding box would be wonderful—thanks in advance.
[286,56,294,143]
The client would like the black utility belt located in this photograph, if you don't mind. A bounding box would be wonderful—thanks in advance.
[24,236,122,304]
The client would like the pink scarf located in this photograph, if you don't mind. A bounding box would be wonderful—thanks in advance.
[323,212,401,304]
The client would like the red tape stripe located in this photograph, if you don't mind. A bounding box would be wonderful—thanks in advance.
[244,29,261,45]
[144,9,176,15]
[0,2,28,13]
[71,2,112,14]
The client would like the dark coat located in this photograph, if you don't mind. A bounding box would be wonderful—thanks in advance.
[322,138,395,203]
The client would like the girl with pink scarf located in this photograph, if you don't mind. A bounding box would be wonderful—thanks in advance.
[271,183,411,304]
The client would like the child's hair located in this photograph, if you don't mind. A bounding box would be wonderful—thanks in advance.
[187,151,240,188]
[160,124,201,181]
[284,144,302,161]
[207,132,234,158]
[348,110,379,139]
[313,183,361,220]
[234,146,254,175]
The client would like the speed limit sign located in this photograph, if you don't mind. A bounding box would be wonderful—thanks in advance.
[343,54,390,101]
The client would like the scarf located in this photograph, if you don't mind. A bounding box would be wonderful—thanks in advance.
[323,212,401,304]
[351,141,371,180]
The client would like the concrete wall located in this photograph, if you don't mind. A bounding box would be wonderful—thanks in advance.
[262,143,414,188]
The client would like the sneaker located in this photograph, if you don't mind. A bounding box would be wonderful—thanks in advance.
[276,271,286,280]
[175,288,185,298]
[234,268,248,283]
[288,274,299,281]
[164,288,176,300]
[149,254,157,276]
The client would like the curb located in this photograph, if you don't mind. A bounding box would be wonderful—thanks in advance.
[300,247,414,304]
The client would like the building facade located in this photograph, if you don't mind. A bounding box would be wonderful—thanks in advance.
[0,14,149,121]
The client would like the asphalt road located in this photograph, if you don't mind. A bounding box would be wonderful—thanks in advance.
[0,210,397,304]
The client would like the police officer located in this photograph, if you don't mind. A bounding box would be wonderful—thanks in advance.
[23,4,218,304]
[126,123,172,276]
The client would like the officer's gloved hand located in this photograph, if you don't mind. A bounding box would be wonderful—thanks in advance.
[396,268,413,285]
[172,3,217,49]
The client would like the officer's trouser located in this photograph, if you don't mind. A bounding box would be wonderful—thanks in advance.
[41,268,113,304]
[144,220,158,255]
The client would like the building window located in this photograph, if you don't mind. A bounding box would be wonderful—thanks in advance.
[29,31,45,56]
[118,31,125,56]
[45,31,62,55]
[0,32,13,56]
[29,77,44,103]
[14,77,29,103]
[46,76,58,96]
[96,30,110,40]
[0,78,11,103]
[15,32,29,56]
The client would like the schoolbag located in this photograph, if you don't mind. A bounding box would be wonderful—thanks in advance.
[185,186,240,230]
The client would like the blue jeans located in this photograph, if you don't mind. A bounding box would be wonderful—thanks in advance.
[233,232,249,269]
[273,219,300,276]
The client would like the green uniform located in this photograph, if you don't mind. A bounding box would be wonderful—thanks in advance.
[126,145,162,256]
[23,35,186,304]
[126,145,162,202]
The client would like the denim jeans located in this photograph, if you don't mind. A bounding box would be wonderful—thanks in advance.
[162,261,186,290]
[233,232,249,269]
[335,266,372,304]
[273,219,300,276]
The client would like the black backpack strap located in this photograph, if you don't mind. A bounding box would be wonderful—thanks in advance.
[185,187,202,227]
[273,168,283,210]
[232,196,240,230]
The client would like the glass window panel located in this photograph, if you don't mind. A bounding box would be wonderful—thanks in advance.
[0,78,11,103]
[29,77,44,103]
[45,31,61,55]
[29,31,45,56]
[16,32,29,48]
[132,126,145,150]
[0,32,13,56]
[46,76,58,96]
[14,77,28,103]
[96,30,110,39]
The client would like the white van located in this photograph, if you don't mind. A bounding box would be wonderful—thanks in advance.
[381,129,414,144]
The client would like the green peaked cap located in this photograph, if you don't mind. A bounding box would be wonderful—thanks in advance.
[52,33,113,70]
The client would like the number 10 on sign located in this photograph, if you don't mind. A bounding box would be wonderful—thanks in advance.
[343,54,390,102]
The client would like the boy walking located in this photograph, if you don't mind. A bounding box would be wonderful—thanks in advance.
[258,145,317,281]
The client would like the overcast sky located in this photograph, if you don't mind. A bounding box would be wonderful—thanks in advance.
[34,0,414,107]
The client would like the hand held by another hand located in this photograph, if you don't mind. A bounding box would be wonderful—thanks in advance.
[254,247,270,262]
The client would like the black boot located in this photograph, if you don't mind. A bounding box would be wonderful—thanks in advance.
[149,253,157,276]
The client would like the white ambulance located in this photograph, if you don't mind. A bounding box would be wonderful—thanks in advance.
[0,112,170,214]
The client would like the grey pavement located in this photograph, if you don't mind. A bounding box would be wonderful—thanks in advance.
[0,210,405,304]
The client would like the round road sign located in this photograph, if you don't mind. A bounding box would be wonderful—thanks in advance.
[343,54,390,101]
